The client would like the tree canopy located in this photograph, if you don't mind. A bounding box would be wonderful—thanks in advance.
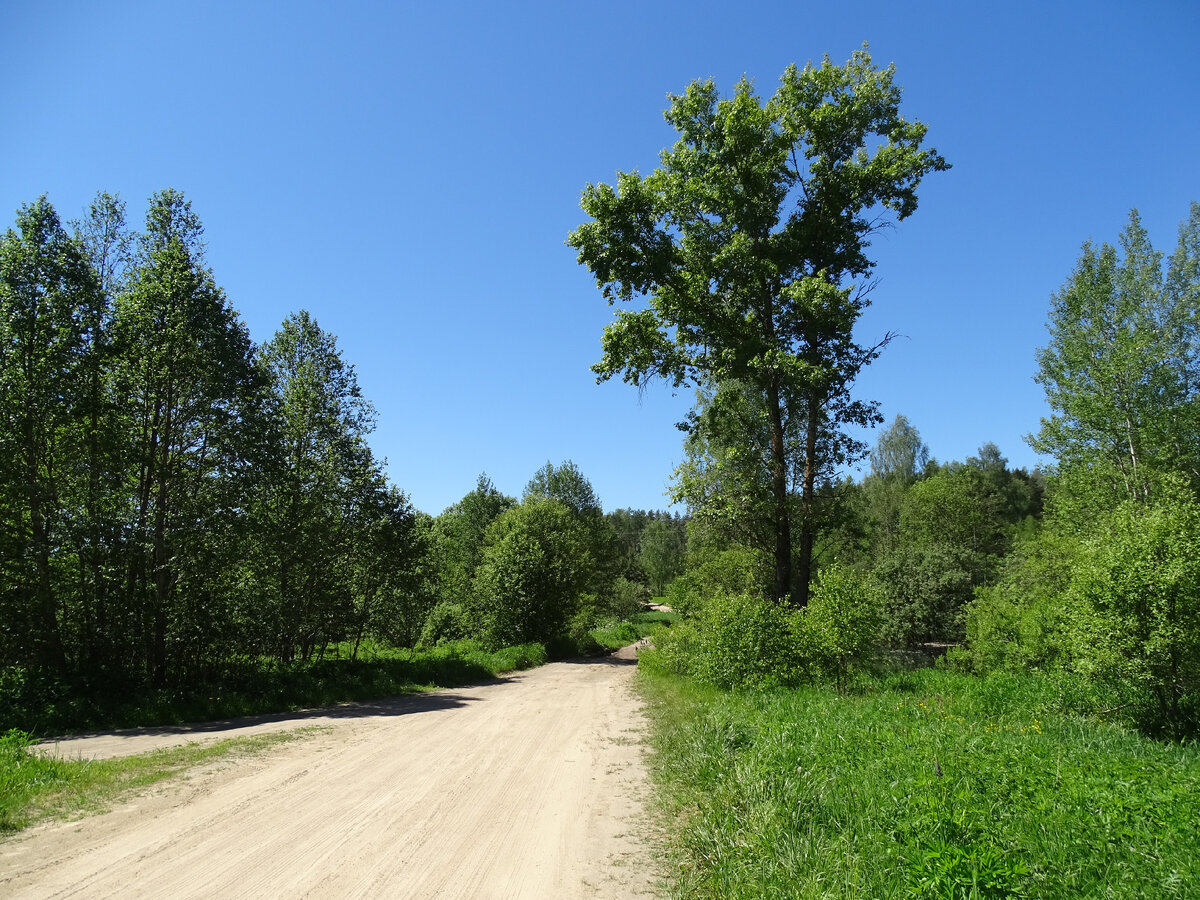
[569,46,948,603]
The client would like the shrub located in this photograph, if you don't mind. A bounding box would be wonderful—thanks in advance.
[797,562,885,685]
[962,529,1079,674]
[665,592,802,690]
[418,601,474,648]
[874,544,985,646]
[601,577,649,621]
[665,546,770,615]
[1068,484,1200,736]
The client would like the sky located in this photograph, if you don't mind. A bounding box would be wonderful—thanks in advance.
[3,1,1198,515]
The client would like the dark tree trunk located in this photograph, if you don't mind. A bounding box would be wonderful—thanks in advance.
[765,379,792,603]
[794,398,821,609]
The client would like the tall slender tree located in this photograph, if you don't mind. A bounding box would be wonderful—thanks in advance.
[0,197,98,669]
[255,309,381,661]
[1031,206,1200,505]
[113,189,265,682]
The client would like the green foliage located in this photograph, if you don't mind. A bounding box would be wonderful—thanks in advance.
[869,453,1040,648]
[869,413,930,484]
[0,196,100,670]
[570,48,948,602]
[522,459,601,518]
[1068,483,1200,735]
[875,544,982,646]
[434,474,516,603]
[1,640,550,737]
[418,601,473,648]
[602,576,650,622]
[665,545,771,614]
[798,562,884,683]
[656,592,803,691]
[639,518,685,594]
[964,529,1079,674]
[1031,204,1200,505]
[470,499,591,648]
[639,667,1200,899]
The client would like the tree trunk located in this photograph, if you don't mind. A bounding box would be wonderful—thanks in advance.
[794,398,821,609]
[765,379,792,603]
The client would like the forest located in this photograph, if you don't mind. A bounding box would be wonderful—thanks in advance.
[0,187,693,728]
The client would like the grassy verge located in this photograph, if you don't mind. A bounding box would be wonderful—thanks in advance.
[1,640,548,737]
[592,609,681,651]
[1,727,315,835]
[638,666,1200,899]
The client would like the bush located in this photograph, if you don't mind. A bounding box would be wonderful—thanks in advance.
[418,601,474,648]
[601,577,649,622]
[1068,485,1200,736]
[665,546,770,615]
[963,529,1079,674]
[655,592,802,690]
[797,562,885,685]
[874,544,985,647]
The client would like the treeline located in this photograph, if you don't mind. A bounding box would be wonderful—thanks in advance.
[656,204,1200,738]
[0,191,686,698]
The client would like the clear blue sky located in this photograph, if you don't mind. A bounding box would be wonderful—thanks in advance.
[3,1,1198,515]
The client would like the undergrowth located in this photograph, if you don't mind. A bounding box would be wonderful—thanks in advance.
[591,608,680,651]
[639,666,1200,899]
[0,640,548,737]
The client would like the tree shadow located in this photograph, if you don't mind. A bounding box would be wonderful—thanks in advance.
[41,676,518,747]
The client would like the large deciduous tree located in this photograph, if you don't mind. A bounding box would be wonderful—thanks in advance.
[255,309,381,661]
[569,47,948,604]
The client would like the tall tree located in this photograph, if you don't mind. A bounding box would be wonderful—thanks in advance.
[569,47,948,604]
[1031,206,1200,505]
[523,459,613,590]
[639,516,685,595]
[859,413,930,558]
[67,192,135,672]
[256,309,379,661]
[113,189,266,682]
[434,474,516,602]
[0,196,99,669]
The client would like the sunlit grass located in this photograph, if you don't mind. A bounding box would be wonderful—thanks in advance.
[639,667,1200,899]
[592,608,681,650]
[1,728,316,835]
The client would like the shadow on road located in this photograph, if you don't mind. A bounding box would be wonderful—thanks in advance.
[42,678,518,747]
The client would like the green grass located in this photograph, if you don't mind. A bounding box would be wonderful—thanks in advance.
[591,608,681,650]
[1,639,549,737]
[0,727,315,834]
[639,666,1200,899]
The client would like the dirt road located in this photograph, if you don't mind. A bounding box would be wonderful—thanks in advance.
[0,654,658,899]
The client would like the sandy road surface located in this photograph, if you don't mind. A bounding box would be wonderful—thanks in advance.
[1,654,658,899]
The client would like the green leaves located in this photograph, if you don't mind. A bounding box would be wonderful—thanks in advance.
[471,499,592,647]
[1032,205,1200,504]
[1067,481,1200,735]
[571,49,947,601]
